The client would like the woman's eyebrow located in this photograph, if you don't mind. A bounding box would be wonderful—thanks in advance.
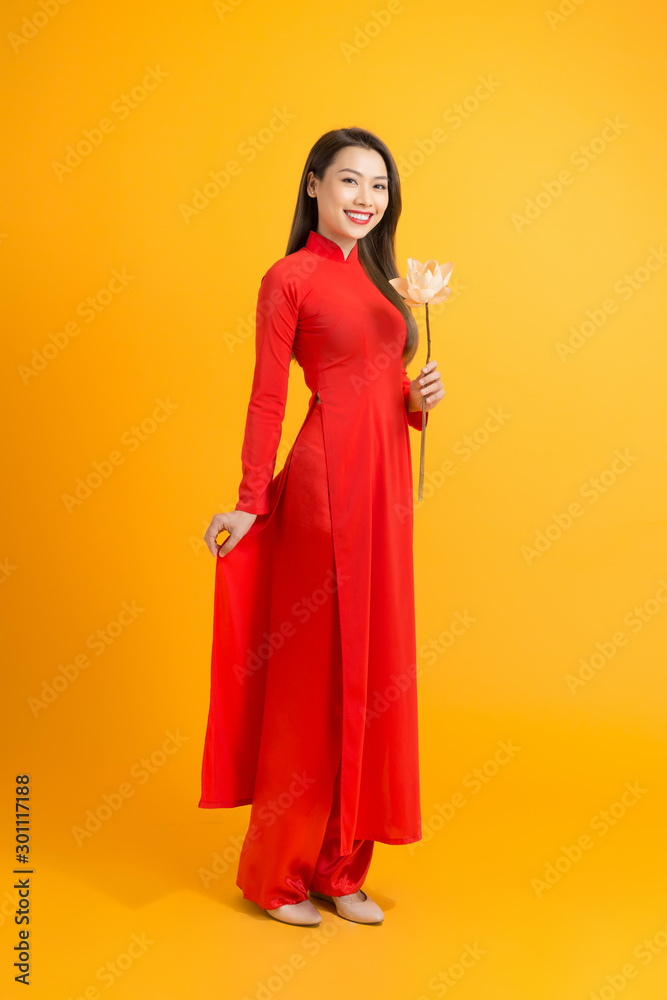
[337,168,389,180]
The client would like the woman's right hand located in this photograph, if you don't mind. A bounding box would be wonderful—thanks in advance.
[204,510,257,558]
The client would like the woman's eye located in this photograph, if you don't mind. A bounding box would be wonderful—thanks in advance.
[342,177,386,190]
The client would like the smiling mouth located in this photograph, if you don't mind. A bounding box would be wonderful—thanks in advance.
[344,210,373,225]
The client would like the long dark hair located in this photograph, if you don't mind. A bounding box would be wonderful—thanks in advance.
[285,126,419,366]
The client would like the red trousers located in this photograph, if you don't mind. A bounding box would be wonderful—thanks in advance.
[235,402,374,909]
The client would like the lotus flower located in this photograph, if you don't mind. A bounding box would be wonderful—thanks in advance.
[389,258,453,308]
[389,256,454,501]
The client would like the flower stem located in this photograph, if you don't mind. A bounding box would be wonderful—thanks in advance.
[418,303,431,501]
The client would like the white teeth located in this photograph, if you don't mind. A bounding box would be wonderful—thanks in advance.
[346,211,372,221]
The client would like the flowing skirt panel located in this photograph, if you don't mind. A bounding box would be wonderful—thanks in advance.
[235,402,374,907]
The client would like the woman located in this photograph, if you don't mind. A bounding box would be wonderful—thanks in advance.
[199,126,445,927]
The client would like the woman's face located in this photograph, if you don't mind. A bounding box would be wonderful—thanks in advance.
[307,145,390,245]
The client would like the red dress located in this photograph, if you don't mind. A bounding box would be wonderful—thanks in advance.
[198,229,428,860]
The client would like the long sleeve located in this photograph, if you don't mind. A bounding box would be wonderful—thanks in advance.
[235,264,300,515]
[402,367,430,432]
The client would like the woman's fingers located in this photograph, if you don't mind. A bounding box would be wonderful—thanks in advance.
[204,513,229,556]
[204,509,258,557]
[419,359,445,407]
[217,526,240,558]
[423,383,445,406]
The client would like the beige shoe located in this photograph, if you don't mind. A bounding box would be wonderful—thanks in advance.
[309,889,384,924]
[265,899,322,926]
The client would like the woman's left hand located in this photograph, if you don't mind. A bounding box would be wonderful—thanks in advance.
[407,359,445,412]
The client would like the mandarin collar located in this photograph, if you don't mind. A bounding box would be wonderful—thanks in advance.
[305,229,359,264]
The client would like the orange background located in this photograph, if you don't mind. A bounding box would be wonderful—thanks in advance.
[2,0,667,997]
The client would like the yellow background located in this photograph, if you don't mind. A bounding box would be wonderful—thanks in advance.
[2,0,667,996]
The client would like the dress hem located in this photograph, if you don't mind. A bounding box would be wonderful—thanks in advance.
[198,796,422,847]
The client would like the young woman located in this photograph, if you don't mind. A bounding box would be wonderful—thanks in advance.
[199,126,445,927]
